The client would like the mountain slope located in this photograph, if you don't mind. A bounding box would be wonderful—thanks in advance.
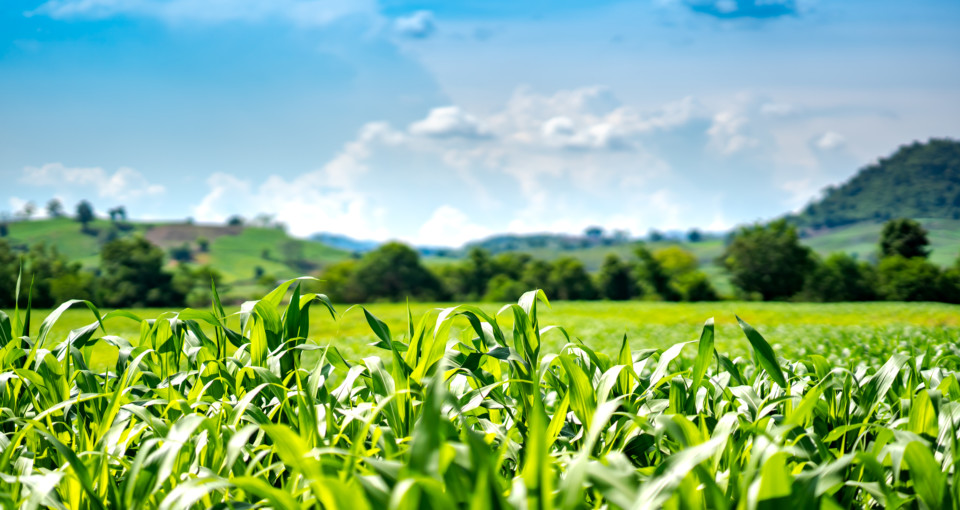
[792,138,960,229]
[2,218,349,283]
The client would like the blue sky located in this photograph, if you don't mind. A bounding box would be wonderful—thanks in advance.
[2,0,959,246]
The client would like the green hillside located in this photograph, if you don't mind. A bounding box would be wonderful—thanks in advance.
[792,138,960,229]
[4,207,959,301]
[2,218,349,286]
[426,220,960,297]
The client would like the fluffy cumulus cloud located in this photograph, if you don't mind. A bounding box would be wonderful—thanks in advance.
[415,205,492,247]
[707,111,759,155]
[193,85,862,245]
[409,106,490,139]
[394,10,436,38]
[815,131,846,151]
[685,0,798,19]
[193,122,397,238]
[20,163,165,200]
[28,0,374,26]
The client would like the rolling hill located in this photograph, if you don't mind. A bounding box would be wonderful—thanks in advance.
[1,218,349,288]
[790,138,960,229]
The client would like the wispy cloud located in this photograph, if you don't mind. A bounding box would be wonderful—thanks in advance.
[20,163,165,200]
[394,10,436,39]
[27,0,375,26]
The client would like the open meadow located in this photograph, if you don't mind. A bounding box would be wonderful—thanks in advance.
[18,299,960,369]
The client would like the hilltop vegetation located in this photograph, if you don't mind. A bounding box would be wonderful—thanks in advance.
[792,138,960,229]
[1,217,347,285]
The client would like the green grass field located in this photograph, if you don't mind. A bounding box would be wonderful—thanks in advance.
[17,300,960,372]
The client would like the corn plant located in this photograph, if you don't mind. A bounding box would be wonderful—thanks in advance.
[1,274,959,509]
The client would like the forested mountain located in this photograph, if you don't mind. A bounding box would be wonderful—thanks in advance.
[791,138,960,229]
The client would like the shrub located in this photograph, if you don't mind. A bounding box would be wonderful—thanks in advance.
[722,219,813,300]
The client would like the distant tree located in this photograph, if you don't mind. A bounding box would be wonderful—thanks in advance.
[0,241,93,307]
[76,200,95,232]
[252,214,274,228]
[672,272,719,302]
[654,246,718,301]
[879,218,930,259]
[261,248,271,260]
[721,219,814,300]
[319,260,361,302]
[172,265,223,307]
[548,257,597,300]
[253,265,265,280]
[584,226,604,239]
[227,215,244,227]
[877,256,945,302]
[483,274,528,302]
[108,206,127,222]
[940,268,960,304]
[597,254,636,300]
[0,241,20,307]
[49,271,95,304]
[492,252,534,281]
[801,253,878,302]
[169,243,192,263]
[347,242,446,302]
[197,237,210,253]
[17,202,36,220]
[99,237,181,307]
[22,243,90,307]
[521,260,555,295]
[634,243,677,301]
[687,229,703,243]
[98,225,121,244]
[0,222,7,238]
[648,229,664,242]
[654,246,698,277]
[450,247,493,300]
[47,199,64,218]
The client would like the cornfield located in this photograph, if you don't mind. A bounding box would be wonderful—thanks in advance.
[1,276,959,509]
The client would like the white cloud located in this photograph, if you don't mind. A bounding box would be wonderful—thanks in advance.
[28,0,374,26]
[415,205,492,247]
[815,131,846,150]
[409,106,490,139]
[190,86,856,244]
[193,123,392,239]
[707,111,759,155]
[760,102,798,117]
[394,10,435,38]
[20,163,165,200]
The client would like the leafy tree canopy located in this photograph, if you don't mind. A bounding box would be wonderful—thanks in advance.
[879,218,930,259]
[722,219,813,300]
[791,138,960,229]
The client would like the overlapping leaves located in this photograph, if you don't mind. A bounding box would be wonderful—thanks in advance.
[0,278,958,509]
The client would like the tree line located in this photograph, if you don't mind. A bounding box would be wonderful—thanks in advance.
[722,218,960,302]
[320,241,719,304]
[1,215,959,307]
[321,217,960,304]
[0,237,220,309]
